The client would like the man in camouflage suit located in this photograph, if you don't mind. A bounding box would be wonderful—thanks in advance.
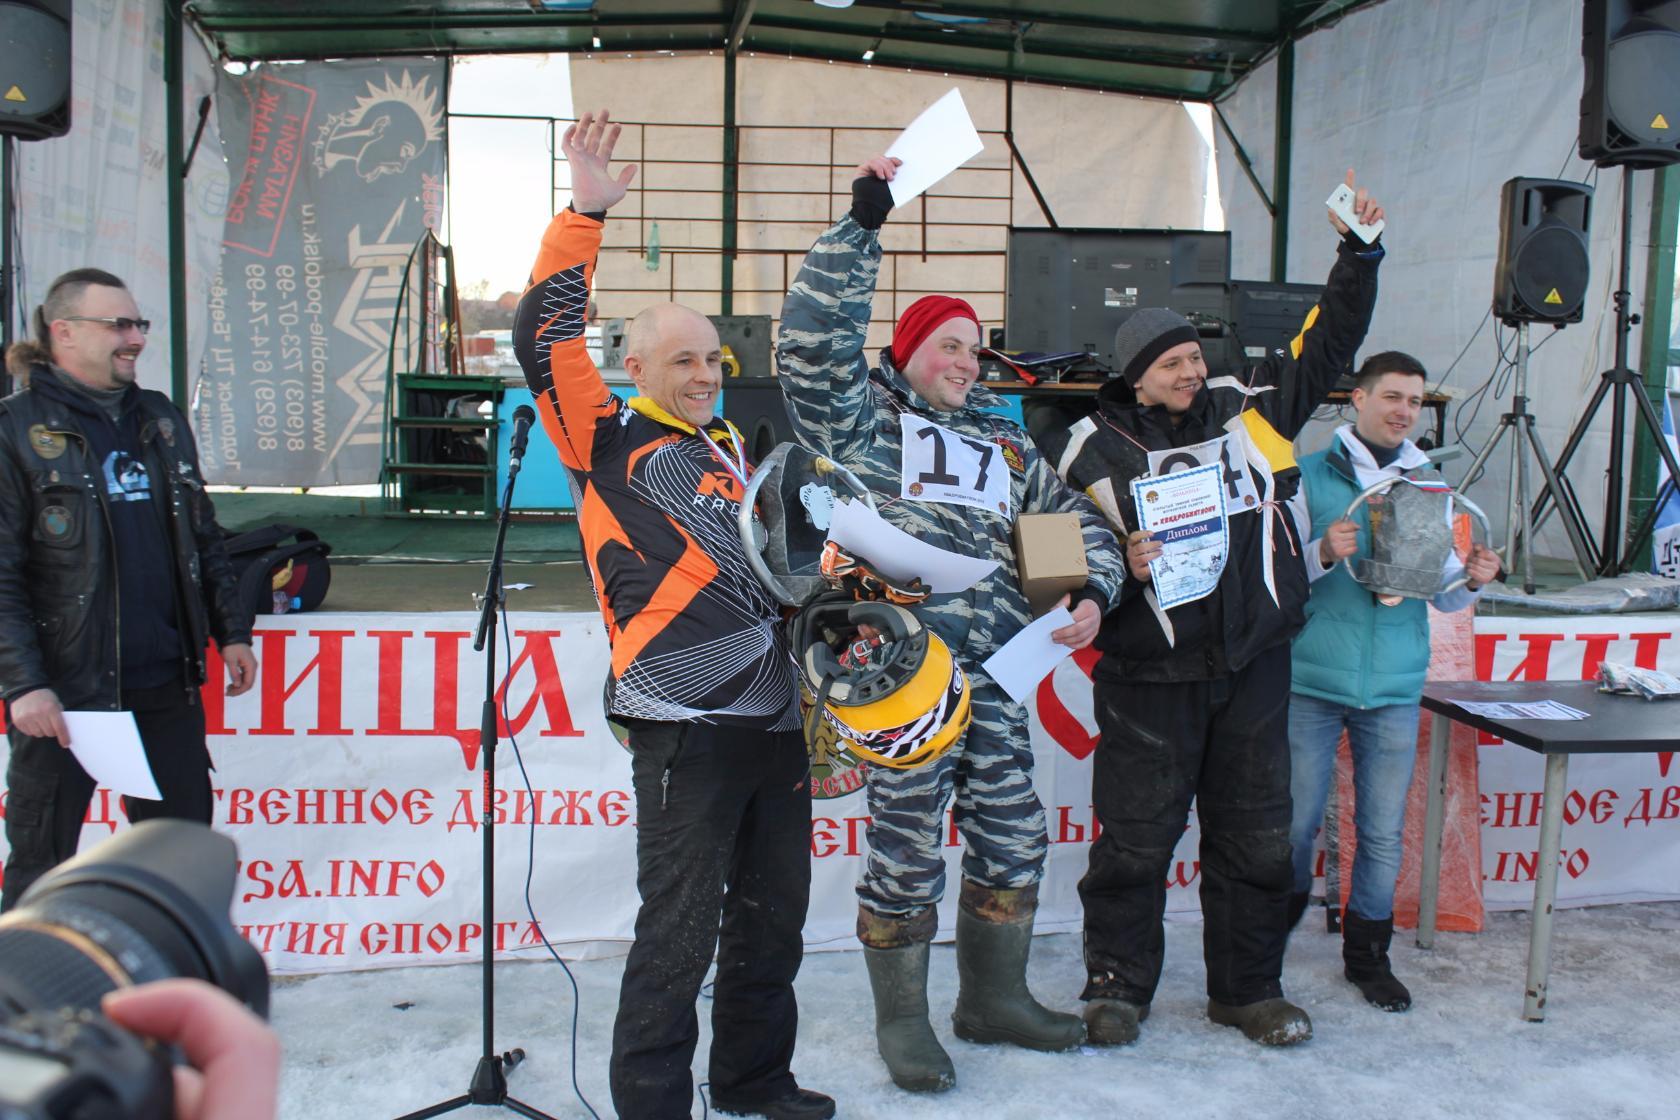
[777,154,1124,1094]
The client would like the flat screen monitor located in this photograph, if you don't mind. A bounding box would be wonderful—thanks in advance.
[1224,280,1325,365]
[1004,227,1232,371]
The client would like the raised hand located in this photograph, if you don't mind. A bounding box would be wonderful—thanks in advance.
[855,154,901,181]
[564,108,638,214]
[1327,168,1385,235]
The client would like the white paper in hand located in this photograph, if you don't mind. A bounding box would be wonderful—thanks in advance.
[64,710,161,800]
[827,498,998,594]
[982,607,1076,704]
[883,88,985,208]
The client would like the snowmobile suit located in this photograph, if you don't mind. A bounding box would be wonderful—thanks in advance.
[516,208,810,1118]
[1043,232,1384,1007]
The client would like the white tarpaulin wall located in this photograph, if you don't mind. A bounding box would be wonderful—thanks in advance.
[1215,0,1663,559]
[569,54,1213,349]
[10,0,227,398]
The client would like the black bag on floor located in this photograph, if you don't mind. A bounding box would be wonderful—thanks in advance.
[221,524,333,615]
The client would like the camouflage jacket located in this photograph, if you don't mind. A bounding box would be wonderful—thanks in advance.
[777,214,1124,667]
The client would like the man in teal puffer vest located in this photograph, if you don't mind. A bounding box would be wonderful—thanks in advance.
[1286,351,1500,1012]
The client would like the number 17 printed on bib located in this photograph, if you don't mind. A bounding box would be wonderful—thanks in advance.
[899,415,1013,515]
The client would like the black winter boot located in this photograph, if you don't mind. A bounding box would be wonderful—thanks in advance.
[1342,911,1411,1011]
[858,907,955,1093]
[950,882,1084,1052]
[711,1088,836,1119]
[1082,998,1150,1046]
[1206,997,1313,1046]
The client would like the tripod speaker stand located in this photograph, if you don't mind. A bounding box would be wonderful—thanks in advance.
[1460,321,1597,594]
[1527,172,1680,575]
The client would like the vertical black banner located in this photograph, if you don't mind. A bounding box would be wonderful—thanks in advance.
[196,60,446,485]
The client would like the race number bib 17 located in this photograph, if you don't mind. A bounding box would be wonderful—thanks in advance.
[1145,432,1260,514]
[899,415,1013,515]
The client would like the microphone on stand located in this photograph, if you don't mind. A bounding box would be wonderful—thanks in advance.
[508,404,536,474]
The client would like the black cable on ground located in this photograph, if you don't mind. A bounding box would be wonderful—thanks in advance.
[500,602,602,1120]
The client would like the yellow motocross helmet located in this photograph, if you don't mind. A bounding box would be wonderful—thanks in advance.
[792,595,971,771]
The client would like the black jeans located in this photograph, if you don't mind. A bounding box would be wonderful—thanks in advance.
[609,718,812,1119]
[2,678,211,911]
[1080,650,1295,1006]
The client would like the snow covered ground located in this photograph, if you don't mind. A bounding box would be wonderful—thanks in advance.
[273,902,1680,1119]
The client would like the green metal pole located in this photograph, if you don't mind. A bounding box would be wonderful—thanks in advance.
[165,0,189,408]
[1629,165,1679,568]
[1270,39,1294,283]
[721,48,738,316]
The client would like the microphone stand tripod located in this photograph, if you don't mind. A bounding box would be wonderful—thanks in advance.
[396,411,556,1120]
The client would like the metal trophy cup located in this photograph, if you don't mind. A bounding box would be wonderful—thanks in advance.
[739,442,877,607]
[1340,472,1493,604]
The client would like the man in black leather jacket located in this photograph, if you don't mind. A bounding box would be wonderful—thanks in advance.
[0,269,256,910]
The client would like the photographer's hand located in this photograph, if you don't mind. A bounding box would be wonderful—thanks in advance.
[103,979,279,1120]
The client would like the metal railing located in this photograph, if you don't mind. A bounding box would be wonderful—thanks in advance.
[449,112,1034,343]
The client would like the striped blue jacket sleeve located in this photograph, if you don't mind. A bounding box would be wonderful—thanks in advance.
[776,213,884,463]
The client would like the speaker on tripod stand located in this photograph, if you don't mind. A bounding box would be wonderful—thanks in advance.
[1523,0,1680,578]
[1461,179,1600,594]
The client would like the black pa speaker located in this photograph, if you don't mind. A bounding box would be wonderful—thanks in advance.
[0,1,71,142]
[1580,0,1680,167]
[719,378,797,464]
[1493,178,1593,326]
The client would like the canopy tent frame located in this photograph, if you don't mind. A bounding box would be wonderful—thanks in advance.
[152,0,1678,562]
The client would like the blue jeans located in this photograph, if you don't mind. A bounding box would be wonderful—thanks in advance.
[1287,694,1420,921]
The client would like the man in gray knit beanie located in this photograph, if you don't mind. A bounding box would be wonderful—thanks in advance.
[1112,307,1201,389]
[1042,172,1389,1050]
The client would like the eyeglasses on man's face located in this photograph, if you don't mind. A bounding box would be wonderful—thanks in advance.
[60,315,152,335]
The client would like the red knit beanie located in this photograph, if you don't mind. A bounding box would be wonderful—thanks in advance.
[890,295,981,370]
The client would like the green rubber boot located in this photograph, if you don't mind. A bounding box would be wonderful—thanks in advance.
[858,907,955,1093]
[950,882,1084,1052]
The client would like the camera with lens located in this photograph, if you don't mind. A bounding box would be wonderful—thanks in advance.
[0,820,269,1120]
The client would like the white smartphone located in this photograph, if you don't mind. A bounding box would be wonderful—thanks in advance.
[1326,182,1385,243]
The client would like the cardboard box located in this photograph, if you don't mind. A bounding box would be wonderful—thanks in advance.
[1013,512,1088,617]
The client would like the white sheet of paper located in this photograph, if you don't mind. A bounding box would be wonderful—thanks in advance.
[64,710,161,799]
[1453,699,1589,722]
[883,88,985,208]
[827,498,998,594]
[982,607,1076,704]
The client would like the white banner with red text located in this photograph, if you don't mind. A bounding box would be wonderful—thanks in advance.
[1472,614,1680,909]
[1,611,1675,973]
